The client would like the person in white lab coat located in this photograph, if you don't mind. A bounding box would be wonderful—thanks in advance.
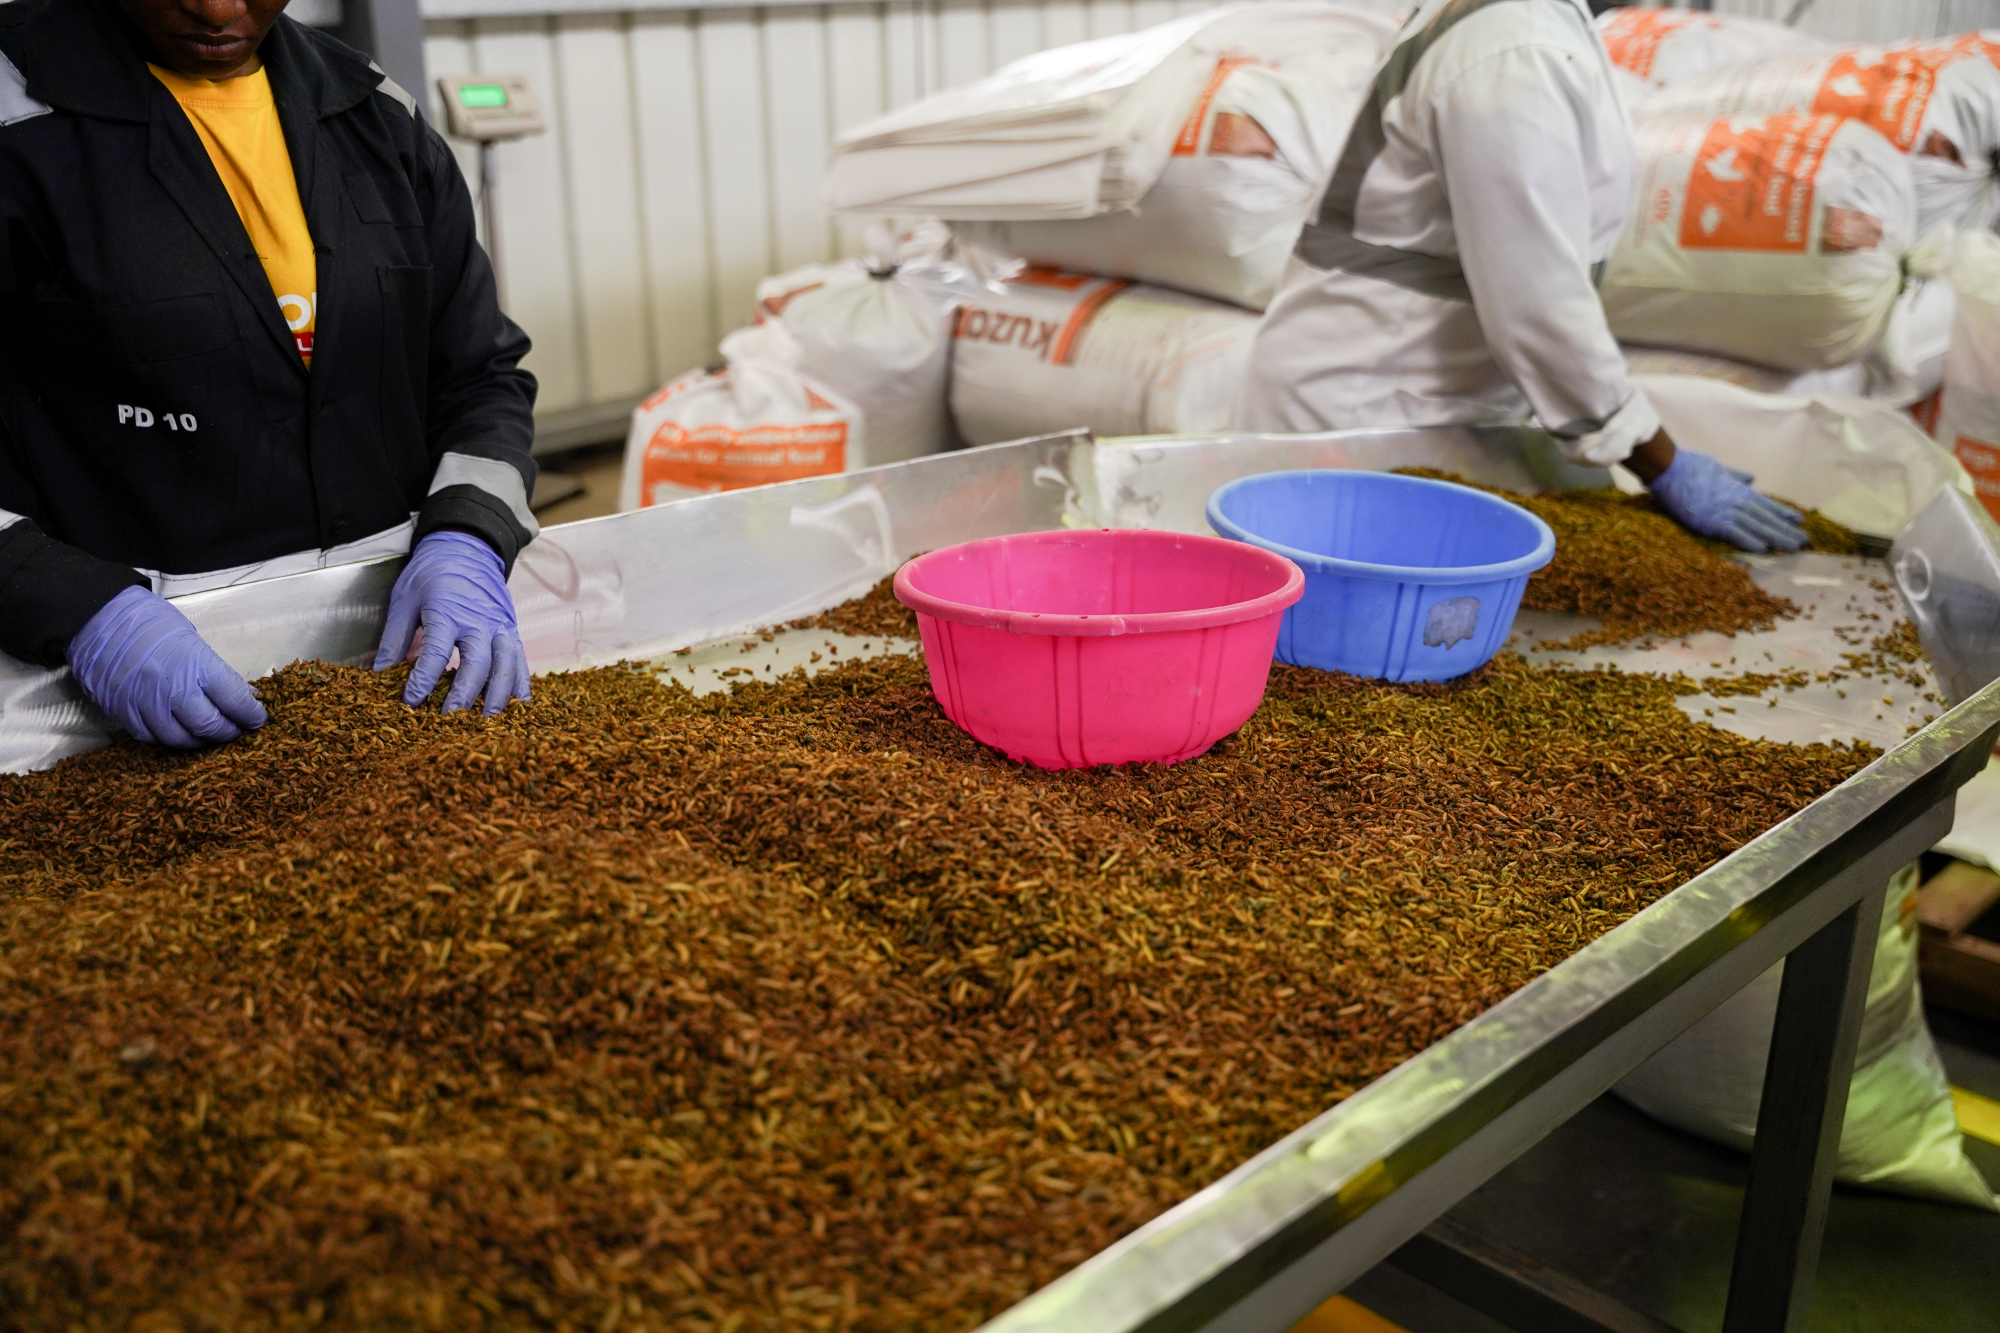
[1237,0,1807,553]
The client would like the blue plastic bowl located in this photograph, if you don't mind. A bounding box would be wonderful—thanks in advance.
[1206,470,1555,682]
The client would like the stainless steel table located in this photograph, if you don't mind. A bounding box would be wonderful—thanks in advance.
[5,426,1995,1333]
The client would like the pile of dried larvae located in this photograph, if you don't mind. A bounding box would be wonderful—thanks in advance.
[1396,469,1861,649]
[1,580,1873,1332]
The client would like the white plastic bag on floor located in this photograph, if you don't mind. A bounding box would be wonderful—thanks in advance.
[1645,33,2000,234]
[1634,374,1967,540]
[1602,110,1914,372]
[948,268,1260,445]
[827,3,1387,221]
[951,15,1393,310]
[751,227,989,466]
[1595,6,1830,90]
[1937,228,2000,525]
[618,326,862,510]
[1617,865,1997,1210]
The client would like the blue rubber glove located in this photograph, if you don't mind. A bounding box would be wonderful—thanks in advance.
[1647,449,1808,554]
[67,586,269,748]
[373,531,531,715]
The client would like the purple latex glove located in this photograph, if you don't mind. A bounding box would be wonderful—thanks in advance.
[67,586,269,748]
[1648,448,1808,554]
[373,531,531,715]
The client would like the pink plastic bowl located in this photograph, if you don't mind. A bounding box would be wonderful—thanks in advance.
[892,529,1305,769]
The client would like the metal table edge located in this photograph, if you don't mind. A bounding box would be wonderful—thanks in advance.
[977,679,2000,1333]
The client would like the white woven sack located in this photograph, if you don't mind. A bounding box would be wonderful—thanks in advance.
[1617,865,1997,1211]
[618,327,863,510]
[951,22,1391,310]
[1937,229,2000,522]
[1645,33,2000,234]
[1595,6,1830,90]
[948,269,1259,445]
[1602,110,1913,372]
[751,242,986,467]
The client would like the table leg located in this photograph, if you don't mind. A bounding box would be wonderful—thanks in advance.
[1720,885,1883,1333]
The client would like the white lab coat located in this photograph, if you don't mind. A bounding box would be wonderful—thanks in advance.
[1237,0,1660,466]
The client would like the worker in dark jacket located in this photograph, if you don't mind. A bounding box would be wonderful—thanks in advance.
[0,0,537,747]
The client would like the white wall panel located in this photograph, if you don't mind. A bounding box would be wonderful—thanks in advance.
[629,11,722,379]
[764,6,839,271]
[554,14,655,403]
[1039,0,1089,53]
[1086,0,1134,37]
[937,0,993,89]
[697,12,780,332]
[468,17,588,414]
[425,0,1980,443]
[989,0,1046,65]
[1707,0,1999,42]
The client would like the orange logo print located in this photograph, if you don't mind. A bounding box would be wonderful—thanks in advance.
[1598,8,1708,80]
[1955,435,2000,524]
[1679,114,1838,253]
[1808,43,1953,152]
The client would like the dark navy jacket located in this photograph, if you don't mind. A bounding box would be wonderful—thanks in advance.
[0,0,537,666]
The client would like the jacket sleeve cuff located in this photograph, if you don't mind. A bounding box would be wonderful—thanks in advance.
[1550,391,1662,469]
[0,518,150,667]
[415,449,540,574]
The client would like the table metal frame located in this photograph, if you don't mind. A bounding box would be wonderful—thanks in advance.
[5,426,1992,1333]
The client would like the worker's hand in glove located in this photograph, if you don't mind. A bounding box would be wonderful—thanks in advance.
[66,585,269,748]
[1647,448,1808,554]
[373,530,531,715]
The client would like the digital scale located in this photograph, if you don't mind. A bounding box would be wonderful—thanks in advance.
[435,75,546,308]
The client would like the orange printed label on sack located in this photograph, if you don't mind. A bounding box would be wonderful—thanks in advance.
[1010,266,1099,292]
[1172,56,1258,156]
[641,418,846,497]
[1805,40,1971,152]
[1954,435,2000,525]
[1908,387,1943,435]
[1598,8,1708,80]
[1678,113,1839,253]
[757,281,824,321]
[636,372,846,501]
[955,276,1131,366]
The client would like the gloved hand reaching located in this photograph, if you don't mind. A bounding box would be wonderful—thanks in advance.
[1647,448,1808,554]
[67,585,269,748]
[373,530,531,715]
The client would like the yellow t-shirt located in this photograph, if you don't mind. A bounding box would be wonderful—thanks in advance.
[151,65,317,366]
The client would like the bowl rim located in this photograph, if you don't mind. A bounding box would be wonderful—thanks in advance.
[1205,469,1557,584]
[892,528,1305,637]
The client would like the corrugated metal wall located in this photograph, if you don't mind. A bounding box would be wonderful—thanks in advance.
[424,0,1231,445]
[1713,0,1999,45]
[423,0,1999,446]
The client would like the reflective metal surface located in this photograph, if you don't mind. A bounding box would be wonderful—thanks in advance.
[4,424,1998,1333]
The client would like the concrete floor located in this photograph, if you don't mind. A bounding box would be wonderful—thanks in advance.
[529,444,625,527]
[1324,1004,2000,1333]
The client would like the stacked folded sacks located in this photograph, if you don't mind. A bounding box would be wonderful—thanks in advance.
[829,3,1395,446]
